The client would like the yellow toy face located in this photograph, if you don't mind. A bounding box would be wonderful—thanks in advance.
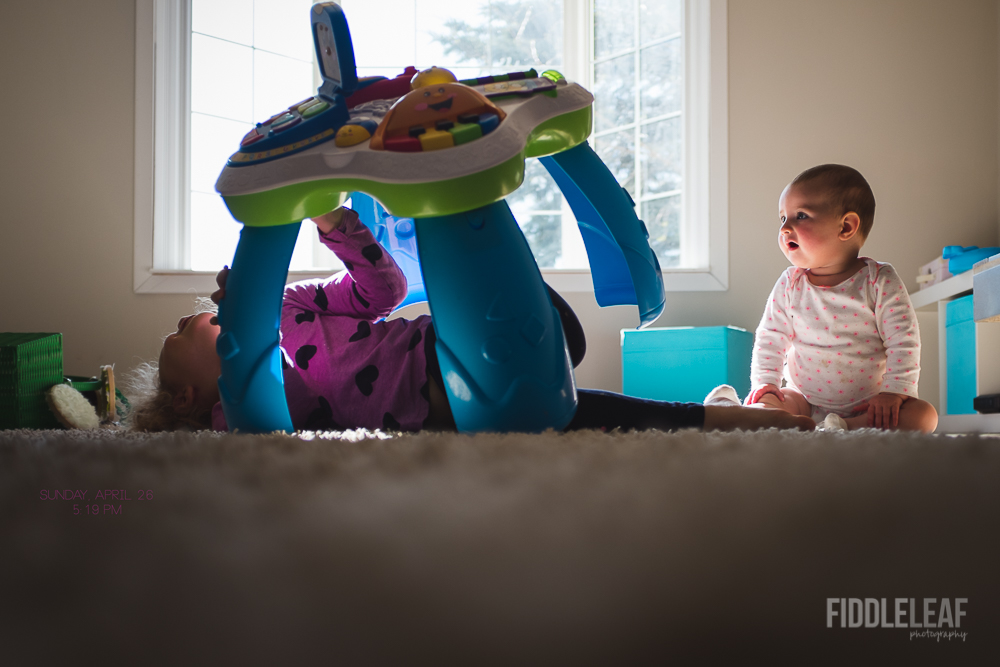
[369,82,507,151]
[395,83,490,129]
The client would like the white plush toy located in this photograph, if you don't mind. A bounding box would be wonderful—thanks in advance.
[47,384,100,430]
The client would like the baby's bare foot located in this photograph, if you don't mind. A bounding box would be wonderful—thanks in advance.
[703,405,815,432]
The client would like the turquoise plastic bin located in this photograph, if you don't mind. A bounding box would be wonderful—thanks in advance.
[945,295,977,415]
[621,326,753,404]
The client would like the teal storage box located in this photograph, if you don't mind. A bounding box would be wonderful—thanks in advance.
[621,326,753,403]
[946,295,976,415]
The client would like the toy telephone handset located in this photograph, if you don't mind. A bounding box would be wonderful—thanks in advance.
[312,3,358,102]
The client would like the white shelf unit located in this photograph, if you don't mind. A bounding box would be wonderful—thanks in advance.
[909,272,973,311]
[910,272,1000,433]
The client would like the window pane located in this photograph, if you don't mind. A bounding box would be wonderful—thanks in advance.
[594,129,636,196]
[190,113,252,195]
[289,223,318,271]
[356,66,412,80]
[643,195,680,269]
[594,0,633,59]
[309,224,346,271]
[507,158,563,213]
[191,192,241,271]
[640,38,682,120]
[356,66,490,81]
[640,116,682,195]
[417,0,491,67]
[640,0,682,44]
[253,50,314,121]
[489,0,562,68]
[253,0,315,62]
[593,54,634,132]
[187,0,580,274]
[191,34,254,122]
[193,0,254,45]
[507,159,563,267]
[519,214,561,268]
[289,222,343,272]
[346,0,417,68]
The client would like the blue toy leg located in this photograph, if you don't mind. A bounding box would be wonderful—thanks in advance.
[415,201,577,433]
[540,142,665,327]
[216,222,300,433]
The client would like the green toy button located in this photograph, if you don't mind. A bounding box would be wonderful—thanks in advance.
[448,122,483,145]
[301,101,329,118]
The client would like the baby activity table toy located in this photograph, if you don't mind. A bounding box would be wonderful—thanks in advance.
[214,2,665,433]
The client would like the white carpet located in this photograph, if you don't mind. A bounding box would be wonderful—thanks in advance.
[1,426,997,665]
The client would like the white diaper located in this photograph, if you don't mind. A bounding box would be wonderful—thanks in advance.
[809,402,865,423]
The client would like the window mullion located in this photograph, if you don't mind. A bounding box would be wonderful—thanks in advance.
[552,0,593,270]
[633,0,642,223]
[593,122,637,139]
[563,0,591,87]
[640,110,682,126]
[153,0,191,270]
[682,0,701,269]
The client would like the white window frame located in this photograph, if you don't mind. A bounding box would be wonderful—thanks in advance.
[134,0,727,294]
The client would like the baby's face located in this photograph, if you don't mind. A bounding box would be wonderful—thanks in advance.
[777,183,855,274]
[159,311,221,404]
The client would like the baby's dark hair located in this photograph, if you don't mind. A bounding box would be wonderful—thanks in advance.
[791,164,876,239]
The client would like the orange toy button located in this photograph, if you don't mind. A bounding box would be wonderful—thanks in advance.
[418,129,455,151]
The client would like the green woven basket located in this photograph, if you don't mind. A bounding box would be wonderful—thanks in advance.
[65,375,101,392]
[0,333,64,429]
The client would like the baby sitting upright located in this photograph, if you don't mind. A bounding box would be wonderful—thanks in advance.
[744,164,937,432]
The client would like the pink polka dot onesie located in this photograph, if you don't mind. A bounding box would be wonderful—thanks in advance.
[750,258,920,418]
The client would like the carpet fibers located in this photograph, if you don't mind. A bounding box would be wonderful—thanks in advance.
[1,426,998,665]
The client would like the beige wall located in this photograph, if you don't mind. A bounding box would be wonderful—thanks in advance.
[1,0,997,412]
[568,0,999,407]
[0,0,196,379]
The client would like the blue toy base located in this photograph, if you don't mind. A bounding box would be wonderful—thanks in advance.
[216,223,300,433]
[415,201,577,433]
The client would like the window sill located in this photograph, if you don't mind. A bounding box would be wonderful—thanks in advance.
[134,268,728,295]
[134,269,347,294]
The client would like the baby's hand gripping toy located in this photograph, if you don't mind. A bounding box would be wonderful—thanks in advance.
[214,2,665,433]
